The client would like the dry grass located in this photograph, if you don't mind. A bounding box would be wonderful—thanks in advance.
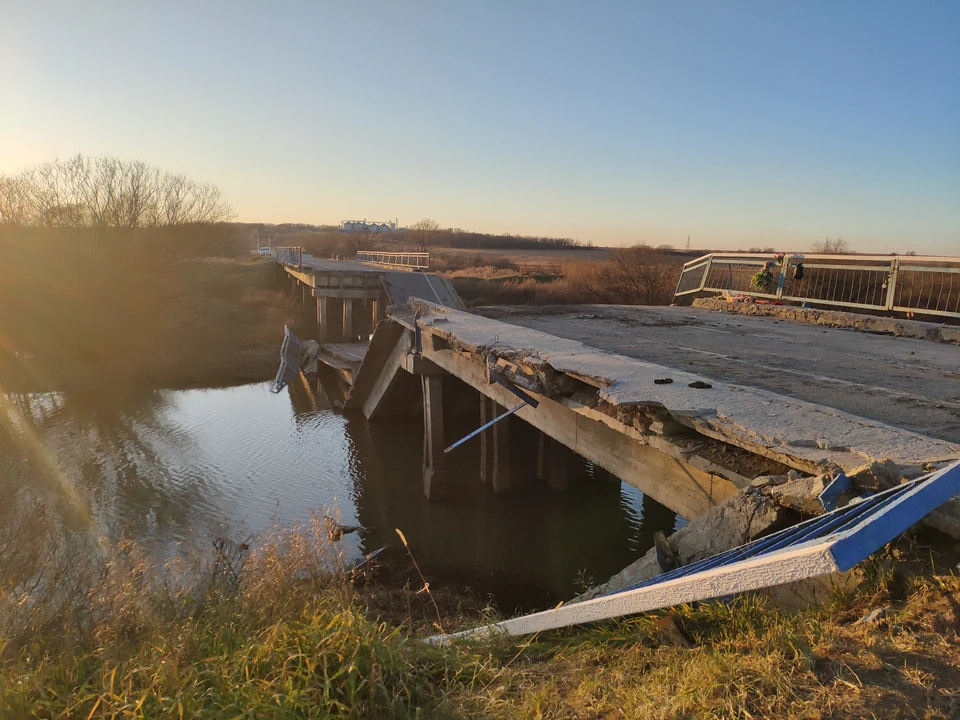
[444,246,689,308]
[2,507,959,720]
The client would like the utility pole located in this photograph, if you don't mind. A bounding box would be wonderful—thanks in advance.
[685,235,691,251]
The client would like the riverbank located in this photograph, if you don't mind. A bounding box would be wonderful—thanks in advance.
[2,522,958,719]
[0,255,298,393]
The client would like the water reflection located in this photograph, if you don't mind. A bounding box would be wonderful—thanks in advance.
[2,380,679,608]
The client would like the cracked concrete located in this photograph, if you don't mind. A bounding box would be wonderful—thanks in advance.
[473,304,960,445]
[415,302,960,473]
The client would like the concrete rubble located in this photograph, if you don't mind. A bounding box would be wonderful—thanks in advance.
[581,458,958,603]
[692,297,960,345]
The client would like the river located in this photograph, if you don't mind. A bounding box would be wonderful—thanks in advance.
[1,380,680,610]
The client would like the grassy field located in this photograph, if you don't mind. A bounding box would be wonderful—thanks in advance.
[431,245,689,307]
[2,519,958,719]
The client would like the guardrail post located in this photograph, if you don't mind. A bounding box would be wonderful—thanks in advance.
[885,257,899,311]
[700,256,711,292]
[776,255,788,300]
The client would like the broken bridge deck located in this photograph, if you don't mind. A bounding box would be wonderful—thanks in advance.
[304,300,960,521]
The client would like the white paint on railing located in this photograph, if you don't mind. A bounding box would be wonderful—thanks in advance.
[674,252,960,319]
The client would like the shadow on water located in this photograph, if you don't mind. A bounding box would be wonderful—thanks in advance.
[2,378,679,612]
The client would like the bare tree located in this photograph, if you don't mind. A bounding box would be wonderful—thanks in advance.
[342,227,375,256]
[409,218,440,253]
[0,154,233,231]
[569,244,677,305]
[812,237,850,254]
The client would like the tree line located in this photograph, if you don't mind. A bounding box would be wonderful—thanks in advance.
[399,218,585,252]
[0,155,233,230]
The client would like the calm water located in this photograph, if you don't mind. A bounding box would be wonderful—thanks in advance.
[1,380,679,610]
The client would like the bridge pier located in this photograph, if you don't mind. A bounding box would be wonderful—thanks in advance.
[343,298,355,342]
[316,296,329,343]
[479,394,494,484]
[537,431,570,492]
[421,375,449,501]
[490,401,513,494]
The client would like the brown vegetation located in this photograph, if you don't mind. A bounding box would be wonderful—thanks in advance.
[447,244,684,307]
[0,229,298,392]
[812,237,851,254]
[2,495,958,719]
[0,157,297,392]
[0,154,232,230]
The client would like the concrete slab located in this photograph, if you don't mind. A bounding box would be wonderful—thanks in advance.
[474,305,960,444]
[415,303,960,472]
[284,254,464,309]
[322,343,369,365]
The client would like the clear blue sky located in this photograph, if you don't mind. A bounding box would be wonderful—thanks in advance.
[2,1,957,252]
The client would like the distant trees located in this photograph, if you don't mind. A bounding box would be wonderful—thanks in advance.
[0,155,233,230]
[408,218,440,253]
[811,237,850,254]
[398,225,582,251]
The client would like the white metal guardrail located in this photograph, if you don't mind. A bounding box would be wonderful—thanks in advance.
[275,246,304,268]
[356,251,429,270]
[674,252,960,319]
[270,325,302,394]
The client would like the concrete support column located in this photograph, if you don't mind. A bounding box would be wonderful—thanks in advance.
[316,296,329,343]
[342,298,355,342]
[537,431,570,492]
[370,299,380,331]
[479,394,494,484]
[491,401,512,494]
[302,283,309,306]
[422,376,448,501]
[291,277,298,294]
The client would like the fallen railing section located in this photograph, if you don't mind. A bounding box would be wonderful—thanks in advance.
[674,252,960,319]
[270,325,302,394]
[428,460,960,644]
[356,251,429,270]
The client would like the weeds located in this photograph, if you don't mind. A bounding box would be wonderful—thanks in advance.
[2,509,959,719]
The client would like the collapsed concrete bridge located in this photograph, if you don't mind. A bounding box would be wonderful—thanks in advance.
[274,253,960,635]
[276,253,959,518]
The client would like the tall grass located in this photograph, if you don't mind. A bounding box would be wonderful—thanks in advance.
[452,256,683,308]
[2,500,958,719]
[0,515,458,719]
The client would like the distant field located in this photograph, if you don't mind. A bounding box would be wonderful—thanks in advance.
[435,246,612,266]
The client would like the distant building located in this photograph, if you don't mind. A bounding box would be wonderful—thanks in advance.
[340,218,397,233]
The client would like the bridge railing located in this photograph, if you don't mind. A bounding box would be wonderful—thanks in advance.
[356,251,429,270]
[674,252,960,319]
[275,246,304,268]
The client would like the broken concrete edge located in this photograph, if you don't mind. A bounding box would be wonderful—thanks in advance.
[403,299,960,473]
[692,297,960,345]
[580,458,960,604]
